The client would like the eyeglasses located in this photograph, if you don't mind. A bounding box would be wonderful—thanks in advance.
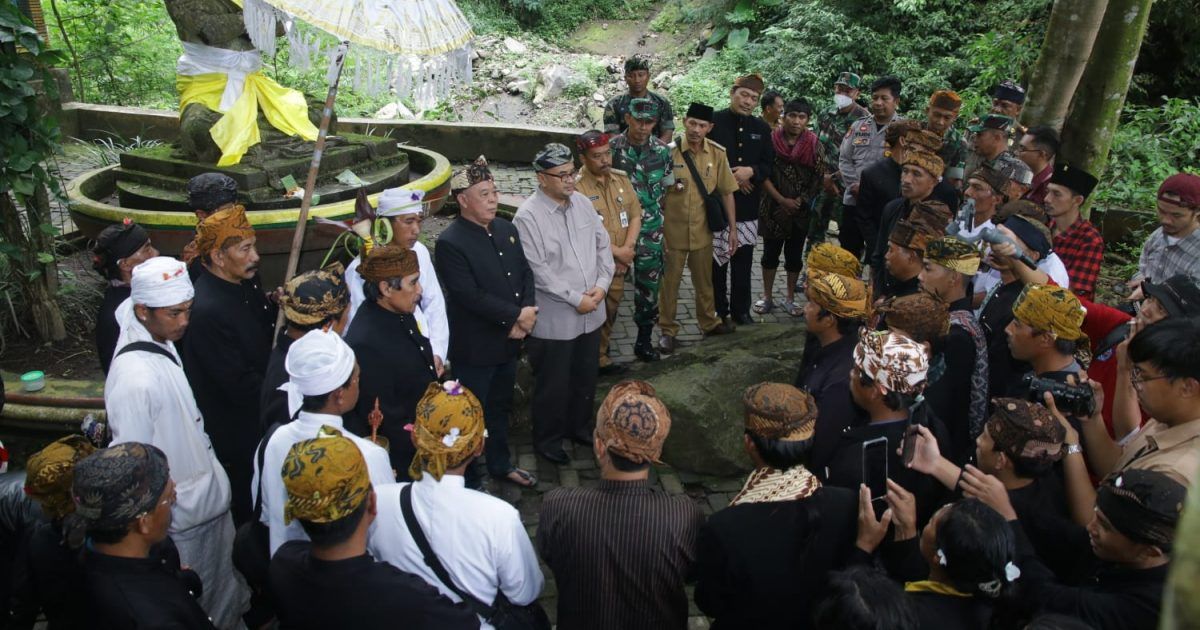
[539,169,577,182]
[1130,365,1171,386]
[1016,146,1039,154]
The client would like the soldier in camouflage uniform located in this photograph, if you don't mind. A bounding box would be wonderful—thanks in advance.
[811,72,870,260]
[603,55,675,144]
[965,114,1026,183]
[924,89,968,187]
[609,97,674,361]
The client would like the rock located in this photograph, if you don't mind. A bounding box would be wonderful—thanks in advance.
[533,64,581,104]
[503,37,527,54]
[597,324,808,476]
[592,92,605,103]
[702,46,718,60]
[602,23,609,30]
[505,79,532,95]
[653,71,670,87]
[372,101,416,120]
[490,68,503,79]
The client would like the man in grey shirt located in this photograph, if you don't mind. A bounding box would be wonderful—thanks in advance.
[838,75,902,260]
[514,143,616,464]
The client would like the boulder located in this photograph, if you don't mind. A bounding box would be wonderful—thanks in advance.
[506,79,532,95]
[372,101,416,120]
[503,37,527,54]
[597,323,808,476]
[533,64,580,104]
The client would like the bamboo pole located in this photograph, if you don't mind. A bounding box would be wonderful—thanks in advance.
[274,41,351,342]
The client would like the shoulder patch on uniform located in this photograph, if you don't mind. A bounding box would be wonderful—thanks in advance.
[707,140,727,152]
[610,168,628,176]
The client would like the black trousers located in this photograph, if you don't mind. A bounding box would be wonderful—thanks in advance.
[455,358,518,478]
[761,231,807,273]
[713,243,755,318]
[526,329,601,455]
[839,203,865,259]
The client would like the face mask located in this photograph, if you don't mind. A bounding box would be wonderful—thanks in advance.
[834,94,854,109]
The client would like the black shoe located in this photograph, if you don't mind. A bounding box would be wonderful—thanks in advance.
[658,335,677,354]
[634,340,660,362]
[733,313,755,326]
[721,315,736,332]
[569,433,593,446]
[537,448,570,465]
[598,362,629,376]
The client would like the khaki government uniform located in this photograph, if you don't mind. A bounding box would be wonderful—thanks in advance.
[659,138,738,337]
[577,167,643,366]
[1115,418,1200,489]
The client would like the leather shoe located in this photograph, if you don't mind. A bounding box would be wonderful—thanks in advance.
[537,448,570,465]
[722,315,737,332]
[598,362,629,376]
[704,322,733,336]
[733,313,755,326]
[569,433,593,446]
[658,335,677,354]
[634,341,661,362]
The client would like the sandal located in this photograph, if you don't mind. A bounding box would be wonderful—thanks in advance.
[502,467,538,488]
[753,297,775,314]
[785,301,803,317]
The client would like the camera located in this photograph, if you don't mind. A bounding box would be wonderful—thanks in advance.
[1025,375,1096,418]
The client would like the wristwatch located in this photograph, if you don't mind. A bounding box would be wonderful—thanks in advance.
[1065,443,1082,456]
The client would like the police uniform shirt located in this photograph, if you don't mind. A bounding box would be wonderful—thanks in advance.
[838,113,901,205]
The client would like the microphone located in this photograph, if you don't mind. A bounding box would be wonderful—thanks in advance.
[979,228,1038,270]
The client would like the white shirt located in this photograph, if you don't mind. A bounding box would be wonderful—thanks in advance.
[252,410,395,555]
[369,475,544,630]
[345,240,448,361]
[974,253,1072,314]
[105,299,231,534]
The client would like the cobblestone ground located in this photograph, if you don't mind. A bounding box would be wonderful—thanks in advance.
[478,162,817,628]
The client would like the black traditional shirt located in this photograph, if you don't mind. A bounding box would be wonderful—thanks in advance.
[96,283,130,374]
[83,539,214,630]
[710,109,775,222]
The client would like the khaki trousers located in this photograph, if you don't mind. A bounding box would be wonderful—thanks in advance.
[658,244,720,337]
[598,274,625,366]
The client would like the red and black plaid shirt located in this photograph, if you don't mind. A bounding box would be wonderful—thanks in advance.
[1052,218,1104,301]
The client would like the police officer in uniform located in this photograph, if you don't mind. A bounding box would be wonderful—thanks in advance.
[838,75,903,261]
[610,98,674,361]
[710,73,775,326]
[576,130,644,375]
[812,72,870,259]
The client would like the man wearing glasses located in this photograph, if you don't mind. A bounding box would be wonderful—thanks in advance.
[1016,126,1058,206]
[514,143,616,465]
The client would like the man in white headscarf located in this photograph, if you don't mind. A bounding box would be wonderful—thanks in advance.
[252,329,394,555]
[344,187,449,375]
[104,256,251,629]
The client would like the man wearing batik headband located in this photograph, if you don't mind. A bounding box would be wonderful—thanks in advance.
[882,218,941,300]
[609,101,674,361]
[696,382,858,628]
[13,435,95,627]
[105,256,251,627]
[371,381,545,628]
[260,264,350,428]
[344,245,438,475]
[603,54,675,143]
[92,219,158,373]
[806,242,862,280]
[436,155,539,490]
[925,89,967,186]
[180,201,277,526]
[268,430,477,629]
[870,144,952,295]
[712,73,776,326]
[658,102,737,354]
[823,330,952,523]
[180,172,239,272]
[577,130,643,372]
[539,380,703,630]
[256,330,394,555]
[798,272,870,471]
[515,143,615,465]
[1004,283,1088,401]
[920,237,989,461]
[71,442,214,628]
[876,291,951,345]
[344,186,449,375]
[959,165,1008,240]
[906,398,1088,582]
[984,467,1185,630]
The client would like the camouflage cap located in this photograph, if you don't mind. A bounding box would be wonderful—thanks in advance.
[835,72,862,89]
[628,97,660,121]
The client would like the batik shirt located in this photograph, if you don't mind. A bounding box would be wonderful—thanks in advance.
[609,133,674,230]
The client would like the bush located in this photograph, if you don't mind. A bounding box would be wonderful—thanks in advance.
[1096,97,1200,212]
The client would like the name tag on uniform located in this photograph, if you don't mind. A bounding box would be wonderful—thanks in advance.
[619,211,629,227]
[750,133,762,140]
[853,136,870,146]
[587,195,600,201]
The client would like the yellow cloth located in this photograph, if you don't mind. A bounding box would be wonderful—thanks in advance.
[806,243,861,280]
[1013,283,1086,341]
[806,272,870,320]
[194,204,254,256]
[24,435,96,520]
[410,381,486,481]
[904,580,971,597]
[925,237,982,275]
[281,426,371,524]
[177,70,318,167]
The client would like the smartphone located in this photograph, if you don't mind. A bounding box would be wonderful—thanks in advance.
[862,437,889,504]
[901,417,919,468]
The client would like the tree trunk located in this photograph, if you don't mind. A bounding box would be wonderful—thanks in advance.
[1022,0,1107,130]
[1059,0,1153,186]
[0,190,65,342]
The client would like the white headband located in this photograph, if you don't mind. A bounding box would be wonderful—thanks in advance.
[279,329,356,417]
[130,256,193,308]
[376,187,426,218]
